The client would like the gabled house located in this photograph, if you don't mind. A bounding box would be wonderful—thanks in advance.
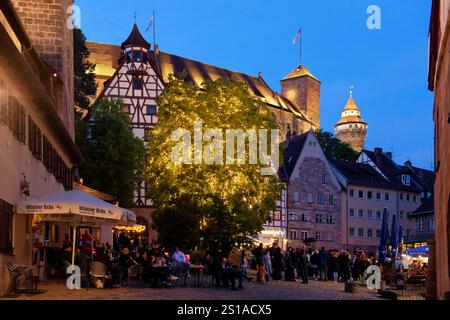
[281,130,342,249]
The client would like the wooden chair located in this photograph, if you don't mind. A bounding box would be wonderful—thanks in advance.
[127,264,143,288]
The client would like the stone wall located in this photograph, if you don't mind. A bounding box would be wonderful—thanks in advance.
[11,0,75,138]
[336,127,367,152]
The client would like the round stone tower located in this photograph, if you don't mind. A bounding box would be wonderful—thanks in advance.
[334,93,368,153]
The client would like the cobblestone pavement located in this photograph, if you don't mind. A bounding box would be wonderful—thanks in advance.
[3,279,388,301]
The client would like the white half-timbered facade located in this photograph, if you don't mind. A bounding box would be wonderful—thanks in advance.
[98,25,164,208]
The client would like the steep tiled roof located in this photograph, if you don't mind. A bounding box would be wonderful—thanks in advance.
[331,159,393,189]
[121,24,151,49]
[153,51,309,121]
[362,150,424,192]
[281,65,319,82]
[336,115,367,125]
[86,41,311,123]
[281,131,310,180]
[410,196,434,217]
[401,164,434,192]
[343,97,360,111]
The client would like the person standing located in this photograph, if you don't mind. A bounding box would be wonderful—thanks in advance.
[328,250,339,283]
[272,247,283,281]
[318,247,329,282]
[297,249,309,284]
[262,249,272,283]
[252,243,265,283]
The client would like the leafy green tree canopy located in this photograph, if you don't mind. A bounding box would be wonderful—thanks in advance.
[76,99,145,208]
[147,76,282,253]
[315,129,359,161]
[74,28,97,109]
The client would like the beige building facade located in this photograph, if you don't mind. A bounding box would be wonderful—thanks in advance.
[0,0,81,293]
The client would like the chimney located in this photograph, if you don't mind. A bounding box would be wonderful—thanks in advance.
[404,160,413,168]
[386,152,393,159]
[374,147,383,164]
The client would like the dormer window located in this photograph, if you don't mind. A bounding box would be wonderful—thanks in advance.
[402,174,411,186]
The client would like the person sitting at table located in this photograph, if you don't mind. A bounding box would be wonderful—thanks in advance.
[222,255,240,291]
[149,250,173,288]
[172,247,190,277]
[112,246,137,286]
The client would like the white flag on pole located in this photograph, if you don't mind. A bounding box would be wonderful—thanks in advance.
[292,28,302,45]
[146,13,154,32]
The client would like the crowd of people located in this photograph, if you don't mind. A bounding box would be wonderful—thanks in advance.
[58,237,190,288]
[250,243,379,285]
[55,231,422,291]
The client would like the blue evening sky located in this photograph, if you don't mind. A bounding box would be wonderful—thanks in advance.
[76,0,434,169]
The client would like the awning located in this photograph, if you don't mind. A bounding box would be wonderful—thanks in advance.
[16,189,137,265]
[16,189,132,224]
[405,245,429,256]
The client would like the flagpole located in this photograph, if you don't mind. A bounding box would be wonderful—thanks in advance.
[153,11,156,47]
[299,27,302,66]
